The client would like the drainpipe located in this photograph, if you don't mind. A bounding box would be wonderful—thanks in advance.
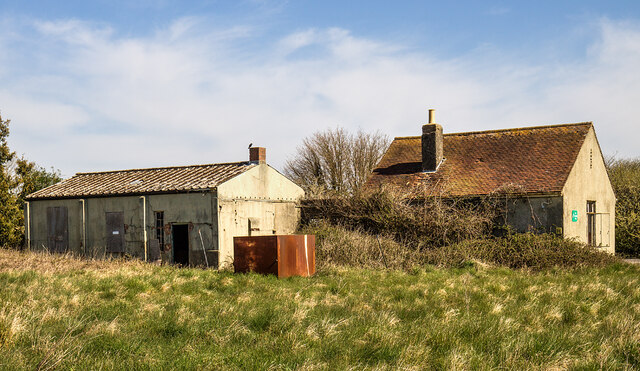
[140,196,148,262]
[25,201,31,250]
[79,199,86,255]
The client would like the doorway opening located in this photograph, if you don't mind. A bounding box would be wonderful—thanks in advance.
[172,224,189,266]
[587,201,596,246]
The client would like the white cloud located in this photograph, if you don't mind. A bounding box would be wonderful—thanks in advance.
[1,16,640,178]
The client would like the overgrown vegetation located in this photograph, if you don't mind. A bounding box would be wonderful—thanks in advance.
[303,221,618,271]
[607,157,640,257]
[301,187,619,271]
[0,248,638,369]
[0,112,61,248]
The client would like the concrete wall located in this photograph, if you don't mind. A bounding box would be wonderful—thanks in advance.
[26,192,219,266]
[216,164,305,268]
[501,195,563,234]
[562,127,616,253]
[26,198,83,253]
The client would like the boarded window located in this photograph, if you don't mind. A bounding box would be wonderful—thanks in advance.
[47,206,68,252]
[106,212,125,253]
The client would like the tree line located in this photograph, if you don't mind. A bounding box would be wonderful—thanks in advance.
[0,113,61,247]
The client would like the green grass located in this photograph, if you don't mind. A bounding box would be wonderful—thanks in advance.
[0,249,639,370]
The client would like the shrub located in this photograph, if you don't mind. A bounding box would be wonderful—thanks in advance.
[303,221,619,271]
[607,157,640,257]
[301,186,496,248]
[424,234,620,270]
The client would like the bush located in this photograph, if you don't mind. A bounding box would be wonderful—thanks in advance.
[424,234,619,270]
[301,186,496,248]
[607,157,640,257]
[301,187,621,271]
[303,221,619,271]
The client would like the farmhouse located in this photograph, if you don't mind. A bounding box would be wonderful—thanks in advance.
[24,147,304,268]
[367,111,616,253]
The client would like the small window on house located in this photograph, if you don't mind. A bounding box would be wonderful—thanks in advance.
[155,211,164,250]
[587,201,596,246]
[589,149,593,169]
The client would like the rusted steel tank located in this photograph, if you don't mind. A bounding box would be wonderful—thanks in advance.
[233,235,315,278]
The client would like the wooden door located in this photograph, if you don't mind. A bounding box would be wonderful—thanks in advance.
[106,212,125,253]
[46,206,68,252]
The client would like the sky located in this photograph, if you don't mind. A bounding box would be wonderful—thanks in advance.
[1,0,640,177]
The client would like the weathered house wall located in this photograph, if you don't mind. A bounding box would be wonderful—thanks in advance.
[216,164,304,268]
[26,192,219,264]
[562,128,616,253]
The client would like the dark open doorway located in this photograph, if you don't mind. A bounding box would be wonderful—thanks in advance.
[172,224,189,266]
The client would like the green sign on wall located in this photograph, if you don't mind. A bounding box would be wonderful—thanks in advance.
[572,210,578,222]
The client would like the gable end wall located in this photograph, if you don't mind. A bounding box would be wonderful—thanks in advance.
[561,127,616,253]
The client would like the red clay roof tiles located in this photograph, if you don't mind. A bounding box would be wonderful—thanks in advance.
[367,123,592,197]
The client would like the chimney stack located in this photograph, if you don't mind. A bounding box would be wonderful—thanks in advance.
[249,147,266,164]
[422,109,443,172]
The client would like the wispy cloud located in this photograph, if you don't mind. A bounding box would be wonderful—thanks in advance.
[1,16,639,177]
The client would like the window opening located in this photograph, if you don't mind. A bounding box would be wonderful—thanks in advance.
[155,211,164,250]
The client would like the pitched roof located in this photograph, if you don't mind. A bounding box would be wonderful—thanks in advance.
[367,122,593,197]
[26,162,257,200]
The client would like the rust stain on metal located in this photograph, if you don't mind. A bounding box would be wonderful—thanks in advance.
[234,235,315,278]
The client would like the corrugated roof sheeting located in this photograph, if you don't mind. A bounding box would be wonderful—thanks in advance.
[26,162,257,200]
[366,122,593,197]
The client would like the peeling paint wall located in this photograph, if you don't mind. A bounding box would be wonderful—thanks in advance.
[26,192,218,266]
[216,164,305,268]
[562,127,616,253]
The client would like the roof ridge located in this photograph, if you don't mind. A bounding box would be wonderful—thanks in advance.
[392,122,592,140]
[75,161,252,176]
[444,122,592,137]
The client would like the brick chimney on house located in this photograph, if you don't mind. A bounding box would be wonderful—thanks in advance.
[422,109,443,172]
[249,146,266,164]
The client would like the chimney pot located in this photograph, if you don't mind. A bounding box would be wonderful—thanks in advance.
[428,109,435,124]
[249,147,266,164]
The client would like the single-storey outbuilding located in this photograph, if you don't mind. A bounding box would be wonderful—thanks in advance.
[24,147,304,268]
[367,111,615,253]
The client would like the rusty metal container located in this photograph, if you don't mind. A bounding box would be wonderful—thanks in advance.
[233,235,315,278]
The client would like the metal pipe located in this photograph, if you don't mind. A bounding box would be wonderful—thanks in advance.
[140,196,148,262]
[80,199,86,255]
[25,201,31,250]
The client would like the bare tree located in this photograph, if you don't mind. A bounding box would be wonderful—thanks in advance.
[284,127,390,195]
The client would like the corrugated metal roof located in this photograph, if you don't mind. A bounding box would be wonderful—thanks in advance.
[366,122,592,197]
[26,162,257,200]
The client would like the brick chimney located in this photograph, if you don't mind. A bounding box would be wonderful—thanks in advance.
[422,109,443,172]
[249,147,266,164]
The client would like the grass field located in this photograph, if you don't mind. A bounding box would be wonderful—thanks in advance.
[1,248,639,370]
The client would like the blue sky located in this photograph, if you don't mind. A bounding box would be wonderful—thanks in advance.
[1,1,640,176]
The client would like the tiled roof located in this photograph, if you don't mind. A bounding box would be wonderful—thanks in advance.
[26,162,257,200]
[367,123,592,197]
